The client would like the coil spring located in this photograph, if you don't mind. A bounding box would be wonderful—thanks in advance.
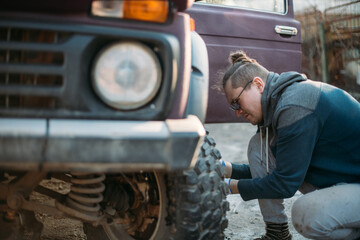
[67,173,105,214]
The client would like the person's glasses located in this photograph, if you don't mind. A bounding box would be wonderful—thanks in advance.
[229,79,253,111]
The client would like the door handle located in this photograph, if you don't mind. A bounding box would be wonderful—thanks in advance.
[274,25,298,36]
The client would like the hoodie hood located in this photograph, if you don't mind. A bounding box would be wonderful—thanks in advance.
[261,71,307,128]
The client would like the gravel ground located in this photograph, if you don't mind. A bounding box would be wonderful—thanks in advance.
[205,123,308,240]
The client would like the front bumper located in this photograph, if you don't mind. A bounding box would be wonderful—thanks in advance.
[0,115,205,172]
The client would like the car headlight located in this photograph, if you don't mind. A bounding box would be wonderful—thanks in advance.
[92,41,162,110]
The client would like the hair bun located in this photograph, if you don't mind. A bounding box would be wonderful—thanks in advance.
[230,51,257,65]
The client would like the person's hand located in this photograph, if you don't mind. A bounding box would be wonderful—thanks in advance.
[221,160,232,178]
[224,178,239,194]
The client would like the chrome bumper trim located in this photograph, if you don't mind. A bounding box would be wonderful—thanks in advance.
[0,115,205,172]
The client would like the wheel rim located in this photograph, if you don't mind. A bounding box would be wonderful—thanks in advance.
[103,172,165,240]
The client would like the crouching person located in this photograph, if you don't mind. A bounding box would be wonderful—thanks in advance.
[220,51,360,240]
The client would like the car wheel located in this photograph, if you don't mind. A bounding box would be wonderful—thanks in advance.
[84,131,229,240]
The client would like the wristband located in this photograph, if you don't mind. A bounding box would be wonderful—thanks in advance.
[221,160,226,167]
[225,178,232,194]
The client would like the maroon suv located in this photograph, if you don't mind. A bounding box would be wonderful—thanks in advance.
[0,0,301,239]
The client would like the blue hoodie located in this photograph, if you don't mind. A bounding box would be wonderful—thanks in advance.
[236,72,360,201]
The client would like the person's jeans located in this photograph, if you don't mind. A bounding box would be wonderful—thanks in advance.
[247,132,360,240]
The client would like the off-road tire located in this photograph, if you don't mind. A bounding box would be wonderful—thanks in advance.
[84,131,229,240]
[168,131,229,240]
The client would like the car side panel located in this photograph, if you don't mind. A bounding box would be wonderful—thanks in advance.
[187,0,302,123]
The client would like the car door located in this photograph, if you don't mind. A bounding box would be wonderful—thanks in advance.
[187,0,302,123]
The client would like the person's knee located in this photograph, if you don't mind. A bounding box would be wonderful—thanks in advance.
[291,195,328,239]
[247,133,264,177]
[247,133,261,163]
[248,133,260,150]
[293,185,360,240]
[247,133,276,178]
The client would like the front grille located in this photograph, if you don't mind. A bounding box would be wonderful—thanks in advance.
[0,95,56,109]
[0,73,63,86]
[0,27,69,110]
[0,27,71,43]
[0,19,177,120]
[0,49,64,65]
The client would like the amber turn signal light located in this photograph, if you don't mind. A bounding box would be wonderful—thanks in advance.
[124,0,168,23]
[91,0,169,23]
[190,17,195,31]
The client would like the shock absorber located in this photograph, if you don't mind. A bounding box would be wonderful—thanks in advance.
[55,173,105,223]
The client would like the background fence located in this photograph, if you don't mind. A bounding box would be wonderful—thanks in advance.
[295,0,360,100]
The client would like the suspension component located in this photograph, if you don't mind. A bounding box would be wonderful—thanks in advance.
[103,182,134,212]
[55,173,105,224]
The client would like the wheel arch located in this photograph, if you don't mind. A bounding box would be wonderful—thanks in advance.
[185,31,209,124]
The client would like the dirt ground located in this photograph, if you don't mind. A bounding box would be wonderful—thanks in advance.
[24,123,308,240]
[25,180,87,240]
